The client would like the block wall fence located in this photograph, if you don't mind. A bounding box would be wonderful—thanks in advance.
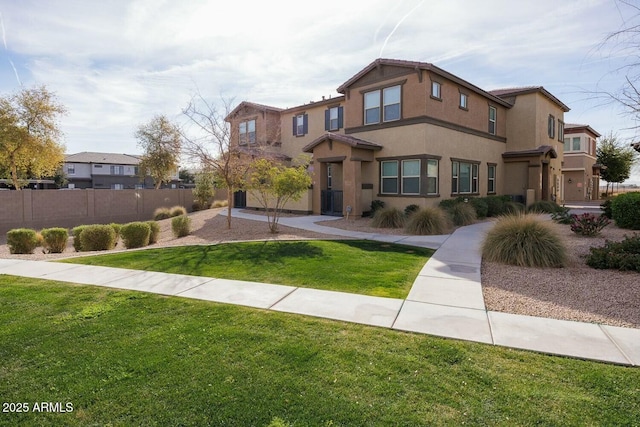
[0,188,226,234]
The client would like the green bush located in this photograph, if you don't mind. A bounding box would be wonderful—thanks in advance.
[405,207,451,235]
[484,195,511,217]
[586,234,640,271]
[504,201,525,215]
[550,206,573,224]
[79,225,117,251]
[611,192,640,229]
[600,199,613,219]
[172,215,191,238]
[153,207,171,221]
[448,202,477,226]
[439,197,488,218]
[527,200,563,214]
[146,221,160,244]
[72,225,88,252]
[482,214,567,267]
[404,204,420,217]
[6,228,39,254]
[109,223,122,240]
[371,207,405,228]
[170,205,187,217]
[120,222,151,249]
[370,200,385,216]
[40,227,68,253]
[570,213,611,236]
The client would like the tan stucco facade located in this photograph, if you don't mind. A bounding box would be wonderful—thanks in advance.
[226,58,587,217]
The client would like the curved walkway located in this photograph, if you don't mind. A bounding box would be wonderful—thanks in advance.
[1,209,638,366]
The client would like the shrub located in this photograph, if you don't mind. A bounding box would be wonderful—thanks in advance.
[484,195,511,217]
[370,200,385,216]
[404,204,420,217]
[611,192,640,229]
[468,198,489,218]
[503,201,525,215]
[482,214,567,267]
[172,215,191,238]
[371,207,405,228]
[170,205,187,217]
[79,224,117,251]
[146,221,160,244]
[72,225,88,252]
[586,234,640,271]
[438,198,458,211]
[570,213,611,236]
[6,228,39,254]
[109,223,122,240]
[120,222,151,249]
[448,202,477,226]
[527,200,562,214]
[600,199,613,219]
[212,200,228,208]
[405,207,451,235]
[40,227,68,253]
[550,206,573,224]
[153,207,171,221]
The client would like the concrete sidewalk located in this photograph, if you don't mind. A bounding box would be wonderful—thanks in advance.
[0,209,638,366]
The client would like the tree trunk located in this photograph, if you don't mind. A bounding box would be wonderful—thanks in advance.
[226,186,233,229]
[10,164,20,191]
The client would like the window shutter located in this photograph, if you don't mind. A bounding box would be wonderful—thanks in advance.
[324,109,330,131]
[338,106,344,129]
[303,114,308,135]
[292,116,296,135]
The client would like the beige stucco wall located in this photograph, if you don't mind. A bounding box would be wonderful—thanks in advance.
[245,189,313,213]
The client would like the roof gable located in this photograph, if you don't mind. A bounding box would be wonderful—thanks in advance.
[65,152,141,165]
[489,87,570,112]
[303,133,383,153]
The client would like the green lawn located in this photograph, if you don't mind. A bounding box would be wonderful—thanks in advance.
[1,276,638,426]
[60,240,433,299]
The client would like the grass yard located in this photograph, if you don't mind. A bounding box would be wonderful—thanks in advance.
[1,276,639,426]
[59,240,433,299]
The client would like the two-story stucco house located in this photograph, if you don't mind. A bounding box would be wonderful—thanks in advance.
[227,58,589,217]
[63,152,180,189]
[562,124,602,201]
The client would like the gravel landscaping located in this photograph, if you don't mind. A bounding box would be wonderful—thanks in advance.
[1,208,638,328]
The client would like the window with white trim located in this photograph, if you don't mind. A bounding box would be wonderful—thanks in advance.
[239,119,256,144]
[67,165,75,175]
[460,93,468,109]
[381,161,398,194]
[110,165,124,175]
[364,85,401,125]
[488,106,496,135]
[402,160,420,195]
[452,160,479,194]
[111,183,124,190]
[431,81,441,99]
[487,164,496,194]
[383,86,401,121]
[325,106,343,131]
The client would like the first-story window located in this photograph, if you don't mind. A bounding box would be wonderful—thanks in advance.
[426,159,438,195]
[487,164,496,194]
[111,183,124,190]
[401,160,420,194]
[452,160,479,194]
[381,161,398,194]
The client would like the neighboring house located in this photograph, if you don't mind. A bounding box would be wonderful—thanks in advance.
[63,152,180,189]
[562,124,602,202]
[227,58,585,217]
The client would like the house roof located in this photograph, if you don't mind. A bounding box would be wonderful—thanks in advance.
[489,87,571,112]
[336,58,513,108]
[226,101,283,120]
[502,145,558,159]
[65,152,142,165]
[565,123,602,138]
[303,133,383,153]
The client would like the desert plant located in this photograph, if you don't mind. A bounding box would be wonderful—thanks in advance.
[72,225,88,252]
[120,222,151,249]
[527,200,562,214]
[371,207,405,229]
[153,207,172,221]
[146,221,160,244]
[468,198,489,219]
[550,206,573,224]
[600,198,613,219]
[170,205,187,217]
[212,200,228,208]
[503,201,525,215]
[611,191,640,229]
[482,214,567,267]
[40,227,69,253]
[448,202,477,226]
[586,234,640,271]
[172,215,191,238]
[370,200,385,216]
[405,207,451,235]
[6,228,39,254]
[404,204,420,217]
[484,195,511,217]
[79,224,117,251]
[570,213,611,236]
[109,223,122,240]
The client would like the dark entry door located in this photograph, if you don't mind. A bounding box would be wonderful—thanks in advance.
[234,191,247,208]
[321,190,343,216]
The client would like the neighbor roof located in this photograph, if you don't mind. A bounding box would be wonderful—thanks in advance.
[564,123,601,138]
[65,152,142,165]
[337,58,513,108]
[489,87,571,112]
[226,101,283,120]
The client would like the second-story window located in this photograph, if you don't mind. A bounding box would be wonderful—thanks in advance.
[558,120,564,142]
[364,85,401,125]
[431,81,441,99]
[293,114,308,136]
[110,165,124,175]
[325,106,343,131]
[239,119,256,145]
[460,93,468,109]
[548,115,555,139]
[67,165,75,175]
[488,106,497,135]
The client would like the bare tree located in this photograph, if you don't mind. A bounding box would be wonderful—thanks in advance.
[181,95,250,229]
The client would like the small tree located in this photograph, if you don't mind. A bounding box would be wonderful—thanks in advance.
[0,85,66,190]
[597,133,638,196]
[192,170,216,209]
[248,158,311,233]
[135,115,182,189]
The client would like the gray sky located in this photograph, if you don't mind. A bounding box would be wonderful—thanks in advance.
[1,0,639,182]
